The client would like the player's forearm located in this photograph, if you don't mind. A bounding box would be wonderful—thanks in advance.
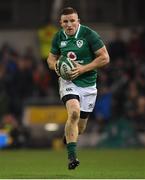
[47,58,55,70]
[47,53,58,70]
[83,54,110,72]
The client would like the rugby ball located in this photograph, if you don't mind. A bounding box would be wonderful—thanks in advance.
[56,56,76,80]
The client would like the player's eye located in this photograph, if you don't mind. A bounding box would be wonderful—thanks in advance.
[70,19,75,23]
[63,20,68,23]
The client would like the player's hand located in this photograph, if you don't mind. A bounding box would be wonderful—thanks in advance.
[69,61,85,80]
[54,61,60,76]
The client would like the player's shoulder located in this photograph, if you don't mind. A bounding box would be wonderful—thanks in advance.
[80,25,97,34]
[53,28,64,39]
[80,25,100,37]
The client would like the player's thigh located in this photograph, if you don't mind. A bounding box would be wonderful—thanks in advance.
[79,86,97,112]
[59,77,79,98]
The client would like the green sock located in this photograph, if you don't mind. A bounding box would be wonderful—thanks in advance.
[66,142,77,159]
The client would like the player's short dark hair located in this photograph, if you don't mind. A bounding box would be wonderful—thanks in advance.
[60,7,78,16]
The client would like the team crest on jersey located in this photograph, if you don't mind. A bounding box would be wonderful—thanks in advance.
[60,41,67,47]
[76,40,83,48]
[67,52,77,60]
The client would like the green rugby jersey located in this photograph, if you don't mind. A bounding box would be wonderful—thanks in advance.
[50,24,104,87]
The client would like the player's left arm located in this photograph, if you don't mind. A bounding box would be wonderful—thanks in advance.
[84,45,110,70]
[70,45,110,79]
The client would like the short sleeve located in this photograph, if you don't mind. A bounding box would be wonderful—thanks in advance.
[87,30,104,52]
[50,33,60,55]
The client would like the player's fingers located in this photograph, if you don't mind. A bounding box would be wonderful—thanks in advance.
[70,72,79,79]
[70,69,77,75]
[72,60,79,67]
[71,75,78,80]
[71,67,77,71]
[55,67,60,76]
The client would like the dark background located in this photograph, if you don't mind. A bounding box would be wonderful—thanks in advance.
[0,0,145,28]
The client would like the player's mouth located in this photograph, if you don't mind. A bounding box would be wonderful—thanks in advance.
[66,28,75,35]
[67,28,73,31]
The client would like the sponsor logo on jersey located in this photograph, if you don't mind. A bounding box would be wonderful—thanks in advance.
[76,40,83,48]
[67,52,77,60]
[60,41,67,47]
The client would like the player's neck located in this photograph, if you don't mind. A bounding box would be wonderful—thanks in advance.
[63,24,81,39]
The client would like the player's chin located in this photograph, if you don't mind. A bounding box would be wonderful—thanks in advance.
[66,30,75,36]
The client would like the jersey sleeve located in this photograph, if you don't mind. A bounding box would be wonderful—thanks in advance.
[50,33,60,55]
[87,30,104,52]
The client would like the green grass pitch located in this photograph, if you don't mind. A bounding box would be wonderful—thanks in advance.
[0,148,145,179]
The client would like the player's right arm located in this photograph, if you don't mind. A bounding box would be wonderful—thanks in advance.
[47,53,61,76]
[47,53,59,70]
[47,32,60,74]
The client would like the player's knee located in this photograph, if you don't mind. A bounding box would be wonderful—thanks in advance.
[69,110,80,124]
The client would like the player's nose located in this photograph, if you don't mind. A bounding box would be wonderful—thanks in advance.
[67,21,72,26]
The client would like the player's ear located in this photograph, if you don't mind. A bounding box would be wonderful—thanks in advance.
[78,19,80,23]
[59,20,62,27]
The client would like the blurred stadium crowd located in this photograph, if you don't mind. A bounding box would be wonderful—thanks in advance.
[0,28,145,148]
[85,28,145,148]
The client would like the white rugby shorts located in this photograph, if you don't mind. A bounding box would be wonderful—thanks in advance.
[59,77,97,112]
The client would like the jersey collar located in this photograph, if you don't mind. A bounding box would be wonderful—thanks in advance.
[63,24,81,39]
